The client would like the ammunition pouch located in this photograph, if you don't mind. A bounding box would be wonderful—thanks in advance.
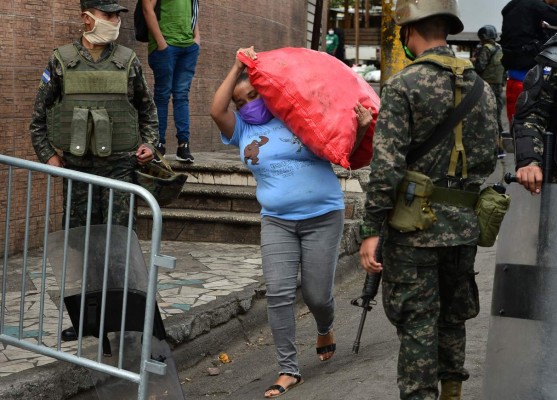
[388,170,437,232]
[53,106,116,157]
[68,106,90,156]
[474,186,511,247]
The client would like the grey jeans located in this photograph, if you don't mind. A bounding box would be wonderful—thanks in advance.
[260,210,344,376]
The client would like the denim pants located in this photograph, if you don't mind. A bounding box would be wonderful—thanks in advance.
[148,43,200,144]
[260,210,344,376]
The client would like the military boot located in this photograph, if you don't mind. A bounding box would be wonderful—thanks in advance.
[439,380,462,400]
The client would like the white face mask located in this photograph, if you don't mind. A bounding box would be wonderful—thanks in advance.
[82,11,121,45]
[328,30,334,35]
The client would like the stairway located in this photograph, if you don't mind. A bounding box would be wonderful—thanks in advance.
[136,152,370,247]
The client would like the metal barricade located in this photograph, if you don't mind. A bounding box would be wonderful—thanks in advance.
[0,154,178,400]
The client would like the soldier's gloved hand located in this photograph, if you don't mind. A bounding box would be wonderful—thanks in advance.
[136,144,154,166]
[516,164,543,195]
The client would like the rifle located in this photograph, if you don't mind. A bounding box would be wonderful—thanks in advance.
[351,270,382,354]
[351,234,383,354]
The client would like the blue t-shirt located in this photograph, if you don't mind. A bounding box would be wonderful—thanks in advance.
[221,115,344,220]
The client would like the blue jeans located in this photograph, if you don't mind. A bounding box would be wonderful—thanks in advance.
[148,43,200,144]
[260,210,344,376]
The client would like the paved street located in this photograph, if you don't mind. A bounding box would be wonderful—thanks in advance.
[178,245,496,400]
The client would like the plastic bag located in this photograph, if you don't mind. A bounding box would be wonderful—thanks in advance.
[237,47,380,170]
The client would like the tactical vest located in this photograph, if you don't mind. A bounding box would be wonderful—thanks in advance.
[481,43,504,84]
[46,44,140,157]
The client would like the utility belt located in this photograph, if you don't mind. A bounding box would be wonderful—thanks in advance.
[430,184,479,208]
[388,171,510,247]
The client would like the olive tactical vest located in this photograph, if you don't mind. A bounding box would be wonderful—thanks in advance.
[46,44,140,157]
[481,43,504,84]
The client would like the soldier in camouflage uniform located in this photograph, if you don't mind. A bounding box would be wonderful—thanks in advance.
[29,0,158,228]
[358,1,498,399]
[473,25,506,158]
[513,33,557,194]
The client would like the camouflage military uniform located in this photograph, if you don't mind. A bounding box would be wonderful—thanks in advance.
[30,40,158,227]
[513,34,557,174]
[474,41,505,134]
[361,46,498,399]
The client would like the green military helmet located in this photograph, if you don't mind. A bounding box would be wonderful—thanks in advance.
[478,25,498,40]
[394,0,464,35]
[80,0,128,12]
[135,160,187,207]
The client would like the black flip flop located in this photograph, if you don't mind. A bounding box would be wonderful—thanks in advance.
[316,331,336,361]
[264,372,304,398]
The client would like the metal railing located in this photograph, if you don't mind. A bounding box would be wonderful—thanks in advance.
[0,154,177,399]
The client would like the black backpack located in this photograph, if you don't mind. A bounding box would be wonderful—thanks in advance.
[134,0,162,42]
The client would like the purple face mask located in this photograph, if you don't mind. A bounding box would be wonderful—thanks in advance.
[238,97,274,125]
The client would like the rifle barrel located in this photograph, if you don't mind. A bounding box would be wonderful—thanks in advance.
[352,301,370,354]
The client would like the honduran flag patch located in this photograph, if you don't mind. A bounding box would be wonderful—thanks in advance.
[41,70,50,84]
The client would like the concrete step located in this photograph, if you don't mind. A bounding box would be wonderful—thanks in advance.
[137,204,362,248]
[165,183,364,219]
[171,183,260,213]
[137,207,262,244]
[139,152,371,243]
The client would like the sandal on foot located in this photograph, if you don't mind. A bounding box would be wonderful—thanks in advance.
[316,330,336,361]
[264,372,304,398]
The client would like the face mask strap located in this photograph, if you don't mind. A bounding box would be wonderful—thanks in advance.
[399,26,416,61]
[403,46,416,61]
[83,11,121,27]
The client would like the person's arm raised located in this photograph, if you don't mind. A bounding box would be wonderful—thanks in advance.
[210,47,257,139]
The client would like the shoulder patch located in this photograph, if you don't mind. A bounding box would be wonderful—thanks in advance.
[41,69,51,84]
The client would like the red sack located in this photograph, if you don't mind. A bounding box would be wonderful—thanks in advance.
[237,47,380,170]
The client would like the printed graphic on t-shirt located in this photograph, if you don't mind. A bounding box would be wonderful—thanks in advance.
[279,136,304,153]
[264,159,312,178]
[243,136,269,165]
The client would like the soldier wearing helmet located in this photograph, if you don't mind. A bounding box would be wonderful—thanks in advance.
[473,25,505,158]
[359,1,498,399]
[29,0,159,340]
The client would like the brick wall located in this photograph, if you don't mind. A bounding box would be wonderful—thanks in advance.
[0,0,308,254]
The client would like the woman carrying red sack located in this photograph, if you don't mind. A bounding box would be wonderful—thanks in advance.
[210,46,373,398]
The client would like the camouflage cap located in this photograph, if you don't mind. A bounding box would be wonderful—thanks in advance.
[80,0,129,12]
